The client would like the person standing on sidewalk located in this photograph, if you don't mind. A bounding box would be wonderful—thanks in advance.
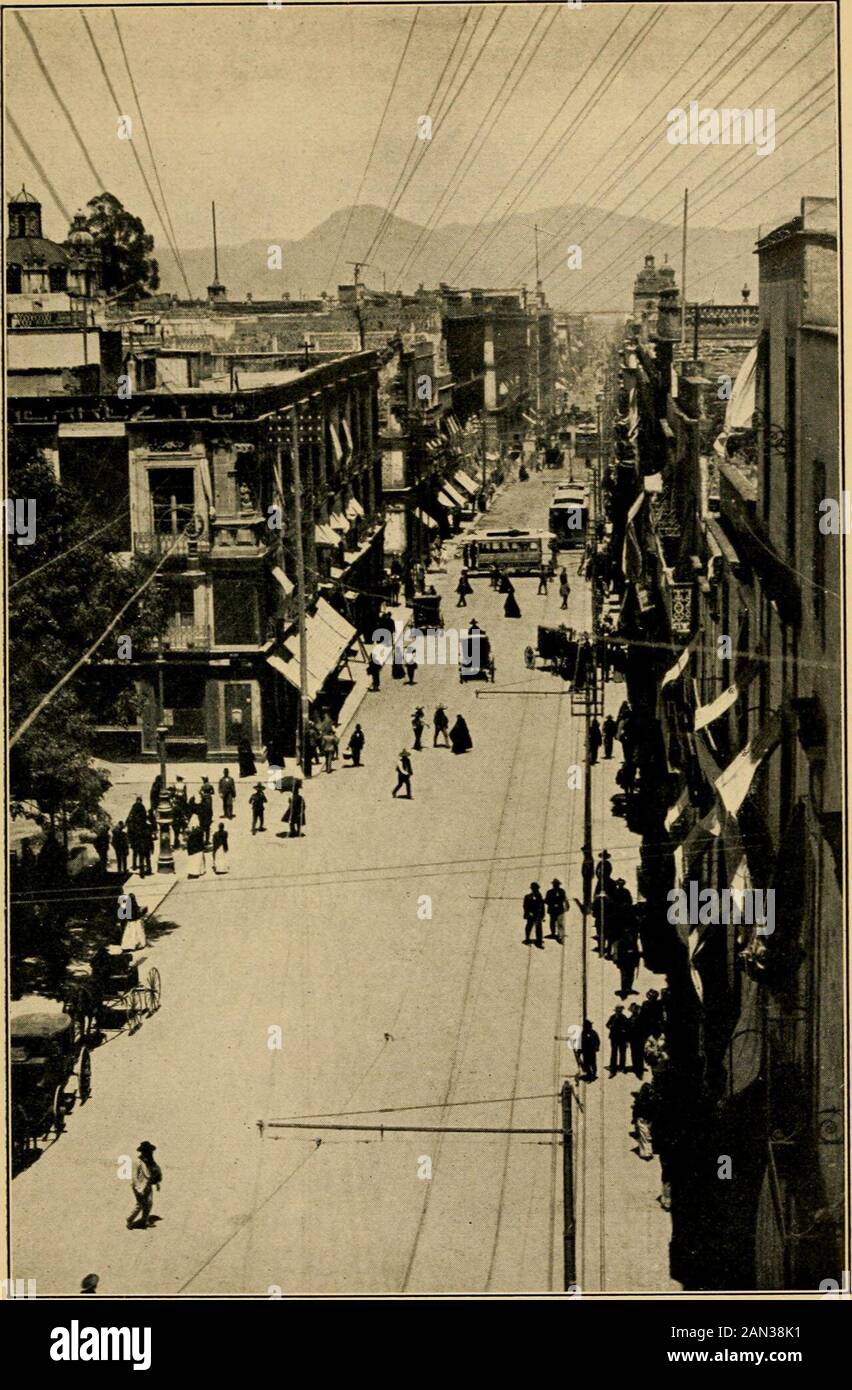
[588,717,602,766]
[411,707,425,751]
[523,882,545,949]
[250,783,267,834]
[559,568,571,610]
[579,1020,601,1081]
[368,648,382,691]
[581,843,595,910]
[127,1141,161,1230]
[602,715,617,759]
[544,878,568,942]
[537,563,550,596]
[347,724,365,767]
[456,568,472,607]
[111,822,129,875]
[286,781,306,837]
[321,727,338,774]
[212,822,230,875]
[614,932,640,999]
[126,796,147,871]
[627,1003,645,1076]
[218,769,236,819]
[392,750,414,799]
[606,1006,629,1074]
[404,641,418,685]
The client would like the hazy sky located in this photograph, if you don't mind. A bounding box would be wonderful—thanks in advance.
[5,2,837,256]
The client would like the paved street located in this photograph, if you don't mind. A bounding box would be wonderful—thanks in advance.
[13,467,676,1295]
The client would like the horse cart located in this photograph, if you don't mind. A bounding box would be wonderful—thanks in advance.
[459,626,496,682]
[412,591,444,630]
[63,946,161,1039]
[524,624,578,678]
[12,1009,92,1164]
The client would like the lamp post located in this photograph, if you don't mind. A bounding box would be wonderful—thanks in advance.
[154,652,174,874]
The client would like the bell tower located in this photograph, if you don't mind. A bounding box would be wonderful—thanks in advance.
[8,186,42,239]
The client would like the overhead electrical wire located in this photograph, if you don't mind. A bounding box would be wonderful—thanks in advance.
[6,111,73,224]
[15,12,107,192]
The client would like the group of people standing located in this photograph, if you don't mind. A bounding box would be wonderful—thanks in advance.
[393,705,473,799]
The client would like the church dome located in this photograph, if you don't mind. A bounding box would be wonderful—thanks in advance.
[67,210,95,251]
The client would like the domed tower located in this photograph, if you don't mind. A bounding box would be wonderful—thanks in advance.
[632,252,677,333]
[65,211,102,297]
[6,187,69,295]
[8,186,43,239]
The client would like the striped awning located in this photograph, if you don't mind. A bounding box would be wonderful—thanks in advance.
[413,508,438,530]
[345,496,365,519]
[454,469,479,496]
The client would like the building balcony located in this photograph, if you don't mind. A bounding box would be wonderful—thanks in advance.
[133,531,212,561]
[209,513,270,554]
[161,623,213,651]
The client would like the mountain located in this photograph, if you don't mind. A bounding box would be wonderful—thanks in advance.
[155,201,758,310]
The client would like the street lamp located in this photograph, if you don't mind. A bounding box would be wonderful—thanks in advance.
[154,651,175,874]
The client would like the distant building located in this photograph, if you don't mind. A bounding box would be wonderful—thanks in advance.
[632,252,676,331]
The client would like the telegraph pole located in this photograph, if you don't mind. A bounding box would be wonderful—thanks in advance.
[289,409,310,776]
[680,188,688,350]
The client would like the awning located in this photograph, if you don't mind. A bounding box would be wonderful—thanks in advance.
[438,489,459,510]
[664,786,690,833]
[329,423,343,463]
[271,599,358,701]
[271,564,294,596]
[622,493,646,582]
[346,496,365,519]
[441,481,466,508]
[446,414,462,437]
[661,631,700,690]
[713,343,757,457]
[714,712,783,816]
[341,417,354,453]
[315,523,341,546]
[454,469,479,496]
[413,508,438,530]
[329,511,349,532]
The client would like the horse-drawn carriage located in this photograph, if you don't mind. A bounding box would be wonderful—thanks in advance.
[525,624,578,677]
[11,1007,92,1164]
[412,590,444,630]
[62,945,161,1039]
[459,626,495,682]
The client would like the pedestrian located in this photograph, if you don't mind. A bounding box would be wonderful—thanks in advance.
[186,823,206,878]
[490,563,500,590]
[414,561,426,592]
[391,634,406,681]
[602,715,617,759]
[212,822,230,875]
[503,577,522,619]
[469,540,479,568]
[392,749,414,799]
[581,843,594,910]
[126,1141,161,1230]
[118,889,147,952]
[137,820,153,878]
[606,1005,629,1074]
[111,822,129,875]
[579,1020,601,1081]
[523,881,545,949]
[537,563,549,595]
[544,878,568,942]
[126,796,148,871]
[93,824,110,871]
[433,704,450,747]
[347,724,365,767]
[250,782,267,834]
[219,768,236,819]
[640,988,664,1039]
[449,714,473,754]
[368,648,382,691]
[595,848,613,891]
[632,1082,657,1160]
[305,719,321,771]
[171,797,187,849]
[588,717,602,765]
[321,727,338,774]
[197,789,214,848]
[613,931,639,999]
[237,733,257,778]
[149,774,163,812]
[627,1003,645,1076]
[283,780,306,836]
[403,642,418,685]
[559,568,570,610]
[462,542,470,566]
[411,707,425,751]
[456,568,472,607]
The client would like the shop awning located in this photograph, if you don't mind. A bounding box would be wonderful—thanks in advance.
[345,496,365,519]
[271,599,358,701]
[661,631,700,690]
[454,469,479,496]
[413,508,438,530]
[271,564,294,596]
[341,418,354,454]
[315,523,341,546]
[441,481,466,508]
[622,493,646,582]
[664,786,690,833]
[329,423,343,463]
[694,662,758,732]
[714,712,783,816]
[329,511,349,532]
[438,489,459,510]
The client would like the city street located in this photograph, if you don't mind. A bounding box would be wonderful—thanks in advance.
[13,468,674,1295]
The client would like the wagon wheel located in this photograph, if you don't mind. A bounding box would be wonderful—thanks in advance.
[146,967,162,1015]
[524,645,535,669]
[122,990,142,1034]
[77,1046,92,1104]
[51,1084,66,1137]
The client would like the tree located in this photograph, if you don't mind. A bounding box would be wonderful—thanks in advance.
[9,434,166,832]
[75,191,159,297]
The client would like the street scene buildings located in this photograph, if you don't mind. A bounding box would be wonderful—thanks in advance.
[3,3,844,1297]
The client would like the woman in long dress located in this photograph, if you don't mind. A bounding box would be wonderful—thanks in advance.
[186,824,206,879]
[503,577,522,619]
[237,733,257,778]
[211,822,230,875]
[449,714,473,754]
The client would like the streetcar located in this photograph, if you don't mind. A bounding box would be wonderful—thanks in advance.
[467,529,554,575]
[549,486,589,549]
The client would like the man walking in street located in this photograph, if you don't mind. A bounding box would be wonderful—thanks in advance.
[392,750,414,799]
[218,768,236,819]
[197,787,214,849]
[368,648,382,692]
[433,704,450,747]
[537,562,549,596]
[126,796,148,872]
[544,878,568,942]
[347,724,365,767]
[127,1141,161,1230]
[606,1006,630,1075]
[411,707,425,751]
[627,1004,645,1077]
[559,568,571,610]
[613,931,640,1000]
[456,568,472,607]
[137,820,153,878]
[581,843,595,910]
[250,783,267,834]
[523,881,546,949]
[111,822,129,875]
[579,1020,601,1081]
[602,715,618,759]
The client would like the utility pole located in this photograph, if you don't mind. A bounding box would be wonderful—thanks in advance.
[289,410,310,777]
[211,200,219,283]
[562,1081,576,1289]
[680,187,688,350]
[534,223,541,288]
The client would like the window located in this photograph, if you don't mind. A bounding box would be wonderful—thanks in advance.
[213,575,261,646]
[149,467,195,535]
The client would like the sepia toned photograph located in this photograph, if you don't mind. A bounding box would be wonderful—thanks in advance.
[2,0,846,1312]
